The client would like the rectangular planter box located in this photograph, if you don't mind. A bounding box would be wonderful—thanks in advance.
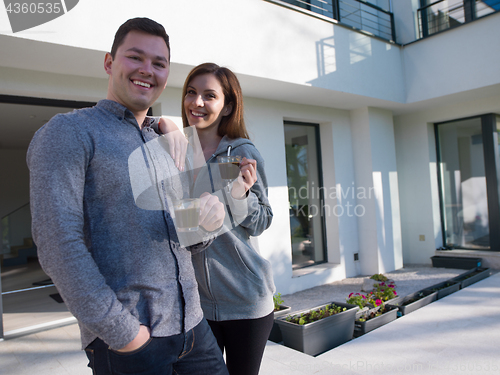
[389,290,437,316]
[452,268,491,289]
[354,305,398,336]
[431,256,482,269]
[355,305,371,320]
[268,305,291,343]
[423,280,460,300]
[275,302,358,356]
[385,295,403,306]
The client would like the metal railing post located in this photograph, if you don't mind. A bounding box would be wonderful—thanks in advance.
[0,269,4,340]
[464,0,475,21]
[334,0,340,21]
[420,7,429,38]
[390,12,396,42]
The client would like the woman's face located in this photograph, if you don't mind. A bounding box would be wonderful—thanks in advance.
[184,73,231,133]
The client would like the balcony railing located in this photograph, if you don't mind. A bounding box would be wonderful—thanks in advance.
[338,0,395,41]
[418,0,500,38]
[272,0,396,42]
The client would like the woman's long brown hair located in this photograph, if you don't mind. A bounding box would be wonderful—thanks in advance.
[181,63,249,139]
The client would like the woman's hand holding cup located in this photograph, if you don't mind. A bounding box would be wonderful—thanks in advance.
[231,157,257,200]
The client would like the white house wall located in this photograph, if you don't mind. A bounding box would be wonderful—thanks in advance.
[0,66,108,103]
[351,107,403,275]
[239,97,364,295]
[402,12,500,103]
[242,99,403,294]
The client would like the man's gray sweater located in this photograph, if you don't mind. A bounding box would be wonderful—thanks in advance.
[27,100,212,350]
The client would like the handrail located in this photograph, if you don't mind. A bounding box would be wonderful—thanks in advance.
[355,0,391,15]
[418,0,446,12]
[340,2,393,27]
[1,202,30,220]
[338,0,395,41]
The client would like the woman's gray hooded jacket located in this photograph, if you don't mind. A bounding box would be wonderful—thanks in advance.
[191,135,275,321]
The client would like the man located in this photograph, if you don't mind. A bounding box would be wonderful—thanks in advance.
[27,18,228,374]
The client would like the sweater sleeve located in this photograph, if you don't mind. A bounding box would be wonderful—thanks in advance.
[27,115,140,350]
[228,143,273,237]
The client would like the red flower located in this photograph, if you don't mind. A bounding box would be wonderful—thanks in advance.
[349,293,353,298]
[375,299,383,306]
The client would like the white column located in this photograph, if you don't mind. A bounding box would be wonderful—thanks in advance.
[350,107,403,275]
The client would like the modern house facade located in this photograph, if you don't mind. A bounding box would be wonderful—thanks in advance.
[1,0,499,338]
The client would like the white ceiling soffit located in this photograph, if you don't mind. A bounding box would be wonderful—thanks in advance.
[1,35,499,118]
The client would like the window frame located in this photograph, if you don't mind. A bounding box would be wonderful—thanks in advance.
[284,120,328,269]
[434,113,500,251]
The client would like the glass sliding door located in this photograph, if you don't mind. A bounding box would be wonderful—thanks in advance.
[438,118,488,248]
[485,114,500,251]
[284,122,326,269]
[437,114,500,251]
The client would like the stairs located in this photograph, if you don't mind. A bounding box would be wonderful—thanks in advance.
[1,238,37,267]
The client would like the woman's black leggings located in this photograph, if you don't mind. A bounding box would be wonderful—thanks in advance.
[207,312,274,375]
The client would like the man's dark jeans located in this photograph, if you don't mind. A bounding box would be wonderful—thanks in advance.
[85,319,228,374]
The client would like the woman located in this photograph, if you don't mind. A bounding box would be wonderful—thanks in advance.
[161,63,275,375]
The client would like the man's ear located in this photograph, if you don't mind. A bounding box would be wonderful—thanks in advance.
[224,103,233,116]
[104,52,113,76]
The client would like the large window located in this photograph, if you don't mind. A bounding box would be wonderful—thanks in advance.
[418,0,500,38]
[436,114,500,251]
[284,122,327,269]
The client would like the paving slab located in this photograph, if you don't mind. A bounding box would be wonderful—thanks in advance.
[1,266,498,375]
[260,269,500,375]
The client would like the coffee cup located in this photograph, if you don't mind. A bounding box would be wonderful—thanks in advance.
[217,155,241,183]
[173,198,200,232]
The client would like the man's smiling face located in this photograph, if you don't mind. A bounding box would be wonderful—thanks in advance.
[104,30,170,118]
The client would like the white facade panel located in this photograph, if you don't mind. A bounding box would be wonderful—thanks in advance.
[403,12,500,103]
[351,107,403,274]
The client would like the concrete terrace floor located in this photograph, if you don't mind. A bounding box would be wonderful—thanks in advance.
[1,266,499,375]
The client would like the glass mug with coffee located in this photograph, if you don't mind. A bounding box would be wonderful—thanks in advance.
[217,155,241,187]
[173,198,200,232]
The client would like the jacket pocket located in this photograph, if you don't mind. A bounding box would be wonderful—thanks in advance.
[210,242,274,302]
